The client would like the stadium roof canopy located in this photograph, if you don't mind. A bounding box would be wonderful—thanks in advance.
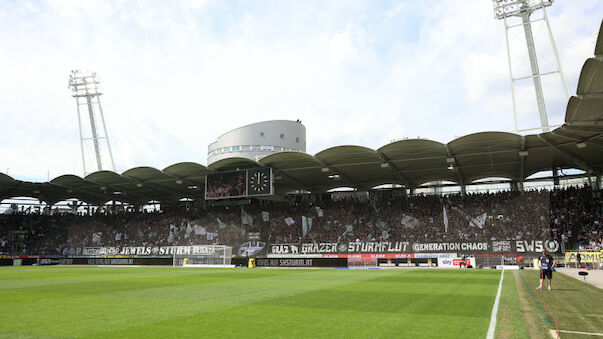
[2,21,602,205]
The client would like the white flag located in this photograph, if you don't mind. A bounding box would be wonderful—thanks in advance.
[207,232,214,241]
[443,206,449,233]
[115,232,122,241]
[316,206,324,217]
[382,230,389,240]
[198,226,207,235]
[285,217,295,226]
[92,232,102,245]
[302,216,312,236]
[401,215,419,229]
[241,207,253,226]
[168,224,176,243]
[262,211,270,222]
[185,221,193,238]
[469,213,487,229]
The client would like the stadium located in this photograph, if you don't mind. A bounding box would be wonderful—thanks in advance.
[1,1,602,338]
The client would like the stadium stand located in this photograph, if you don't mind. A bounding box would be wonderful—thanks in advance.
[1,186,600,256]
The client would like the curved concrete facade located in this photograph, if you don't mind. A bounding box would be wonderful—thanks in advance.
[208,120,306,165]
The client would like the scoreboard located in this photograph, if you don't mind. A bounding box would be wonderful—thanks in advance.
[205,168,273,200]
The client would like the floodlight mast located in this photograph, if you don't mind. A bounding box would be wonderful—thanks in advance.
[68,70,116,176]
[492,0,569,133]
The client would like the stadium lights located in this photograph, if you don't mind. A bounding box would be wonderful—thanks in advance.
[321,167,330,172]
[175,180,183,184]
[188,185,198,190]
[491,0,553,19]
[446,157,456,164]
[113,191,122,195]
[136,183,143,188]
[447,165,454,170]
[380,163,389,168]
[519,151,529,157]
[328,174,340,180]
[576,142,587,149]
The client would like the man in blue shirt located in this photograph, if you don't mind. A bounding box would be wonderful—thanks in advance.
[536,248,556,290]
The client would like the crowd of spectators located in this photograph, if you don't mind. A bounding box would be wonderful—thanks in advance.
[0,186,600,255]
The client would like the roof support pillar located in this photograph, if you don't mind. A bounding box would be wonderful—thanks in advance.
[409,187,416,196]
[519,136,526,182]
[460,184,466,197]
[510,180,523,193]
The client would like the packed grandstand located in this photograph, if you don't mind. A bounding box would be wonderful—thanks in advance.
[1,186,600,259]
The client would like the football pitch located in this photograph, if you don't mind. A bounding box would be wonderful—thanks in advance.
[0,267,601,338]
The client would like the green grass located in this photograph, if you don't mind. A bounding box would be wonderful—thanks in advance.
[1,267,600,338]
[495,271,530,339]
[0,267,501,338]
[513,269,603,339]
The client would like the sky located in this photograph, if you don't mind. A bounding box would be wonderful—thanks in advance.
[0,0,601,182]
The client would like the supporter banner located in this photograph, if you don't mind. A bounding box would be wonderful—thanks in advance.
[437,257,477,268]
[82,245,216,256]
[412,242,489,252]
[565,251,603,263]
[412,240,560,253]
[513,240,560,253]
[34,257,172,266]
[491,241,512,253]
[235,240,267,257]
[255,257,347,268]
[269,241,411,255]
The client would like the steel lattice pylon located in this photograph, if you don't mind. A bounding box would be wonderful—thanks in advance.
[492,0,570,133]
[68,70,116,176]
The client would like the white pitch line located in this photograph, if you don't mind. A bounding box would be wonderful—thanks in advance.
[550,329,603,337]
[486,269,505,339]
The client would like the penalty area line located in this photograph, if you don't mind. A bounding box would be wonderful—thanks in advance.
[486,269,504,339]
[550,329,603,337]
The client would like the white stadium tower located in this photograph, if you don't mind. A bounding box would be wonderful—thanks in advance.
[207,120,306,165]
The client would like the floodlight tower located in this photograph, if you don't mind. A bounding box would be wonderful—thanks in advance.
[68,70,116,175]
[492,0,569,133]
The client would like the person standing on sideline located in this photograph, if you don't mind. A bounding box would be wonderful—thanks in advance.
[537,248,556,290]
[459,254,467,268]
